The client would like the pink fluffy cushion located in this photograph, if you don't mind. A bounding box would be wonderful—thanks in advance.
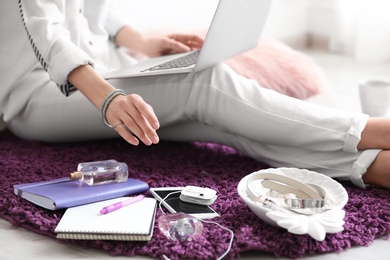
[224,37,329,99]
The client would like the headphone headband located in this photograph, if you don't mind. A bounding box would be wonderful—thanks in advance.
[246,172,329,211]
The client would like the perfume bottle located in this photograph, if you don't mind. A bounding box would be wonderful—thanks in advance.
[69,159,128,186]
[158,212,203,241]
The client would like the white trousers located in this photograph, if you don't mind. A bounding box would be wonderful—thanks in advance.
[7,64,380,188]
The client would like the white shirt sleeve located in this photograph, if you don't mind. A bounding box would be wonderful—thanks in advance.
[105,8,129,40]
[19,0,94,96]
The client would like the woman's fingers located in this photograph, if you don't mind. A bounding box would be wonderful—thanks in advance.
[106,94,160,146]
[122,103,159,145]
[169,33,204,49]
[132,99,160,139]
[163,34,204,55]
[114,123,140,146]
[162,38,190,55]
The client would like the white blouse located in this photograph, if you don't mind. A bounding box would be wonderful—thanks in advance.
[0,0,135,96]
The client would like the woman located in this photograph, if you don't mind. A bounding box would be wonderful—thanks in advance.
[1,0,389,189]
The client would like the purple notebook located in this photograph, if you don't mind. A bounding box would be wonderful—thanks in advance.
[13,178,149,210]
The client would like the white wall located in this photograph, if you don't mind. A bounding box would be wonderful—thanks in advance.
[307,0,390,62]
[264,0,309,47]
[114,0,309,47]
[114,0,390,61]
[114,0,219,33]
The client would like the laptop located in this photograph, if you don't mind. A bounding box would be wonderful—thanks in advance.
[101,0,272,80]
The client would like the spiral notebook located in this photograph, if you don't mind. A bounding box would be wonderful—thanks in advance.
[55,197,157,241]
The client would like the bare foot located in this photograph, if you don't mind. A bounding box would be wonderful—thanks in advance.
[362,150,390,189]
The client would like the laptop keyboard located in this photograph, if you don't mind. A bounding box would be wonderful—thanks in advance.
[142,50,200,72]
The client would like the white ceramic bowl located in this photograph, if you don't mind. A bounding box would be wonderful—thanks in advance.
[237,168,348,241]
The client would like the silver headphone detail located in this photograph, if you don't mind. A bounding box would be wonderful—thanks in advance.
[246,172,330,214]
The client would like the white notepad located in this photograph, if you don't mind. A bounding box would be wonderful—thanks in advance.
[55,197,157,241]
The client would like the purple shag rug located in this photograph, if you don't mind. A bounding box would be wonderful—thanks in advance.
[0,129,389,259]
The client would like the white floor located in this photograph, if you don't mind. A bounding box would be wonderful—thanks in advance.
[1,49,390,260]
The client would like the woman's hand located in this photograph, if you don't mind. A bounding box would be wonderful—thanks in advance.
[140,33,204,57]
[68,65,160,146]
[115,25,204,58]
[105,94,160,146]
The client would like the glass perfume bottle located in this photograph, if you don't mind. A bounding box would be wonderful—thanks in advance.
[69,159,128,186]
[158,212,203,241]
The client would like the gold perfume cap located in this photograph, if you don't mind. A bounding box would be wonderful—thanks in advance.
[70,171,83,180]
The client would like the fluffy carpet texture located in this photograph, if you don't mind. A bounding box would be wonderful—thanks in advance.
[0,130,389,259]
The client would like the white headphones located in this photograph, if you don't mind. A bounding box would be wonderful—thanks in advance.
[238,168,349,241]
[246,172,330,214]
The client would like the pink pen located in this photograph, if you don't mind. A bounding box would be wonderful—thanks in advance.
[100,195,144,214]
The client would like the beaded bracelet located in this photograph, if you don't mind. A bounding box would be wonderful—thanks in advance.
[99,89,126,127]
